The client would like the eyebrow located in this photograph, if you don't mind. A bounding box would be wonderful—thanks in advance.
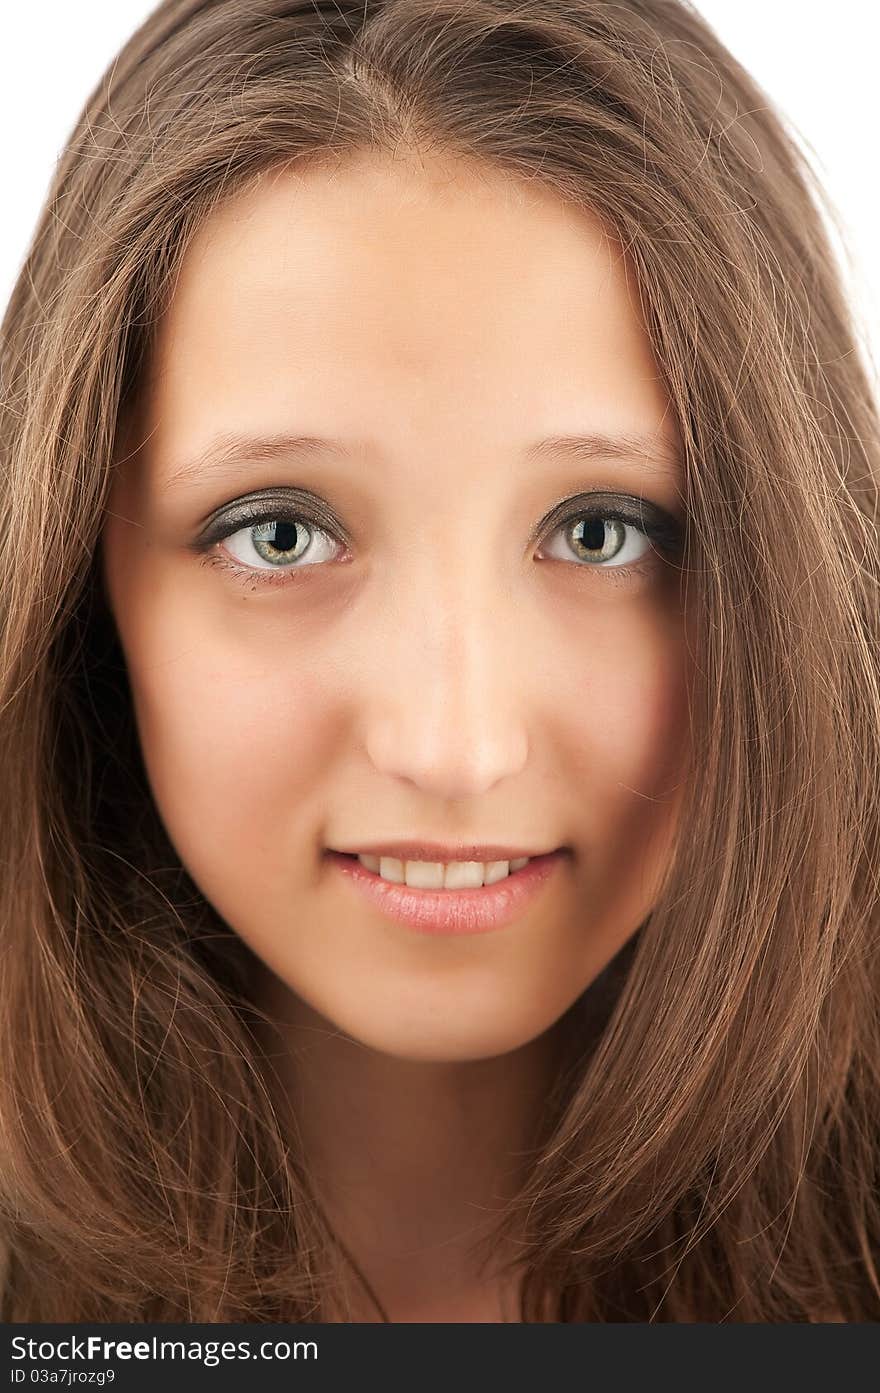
[163,427,683,488]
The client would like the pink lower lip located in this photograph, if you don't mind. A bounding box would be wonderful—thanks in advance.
[324,849,568,935]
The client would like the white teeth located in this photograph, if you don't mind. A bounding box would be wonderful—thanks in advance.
[356,854,533,887]
[405,860,446,889]
[378,856,405,882]
[440,861,486,889]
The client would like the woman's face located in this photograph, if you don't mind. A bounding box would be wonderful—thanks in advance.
[101,151,690,1063]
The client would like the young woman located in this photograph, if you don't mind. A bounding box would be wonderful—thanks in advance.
[0,0,877,1321]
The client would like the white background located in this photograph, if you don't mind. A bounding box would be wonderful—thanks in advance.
[1,2,878,387]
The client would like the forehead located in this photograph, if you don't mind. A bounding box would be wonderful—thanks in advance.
[139,152,679,480]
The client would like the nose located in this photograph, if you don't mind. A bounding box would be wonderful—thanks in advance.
[363,557,530,801]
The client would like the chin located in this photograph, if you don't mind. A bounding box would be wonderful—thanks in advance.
[331,1007,559,1064]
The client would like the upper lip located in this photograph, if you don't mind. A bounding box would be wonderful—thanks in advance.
[329,840,563,863]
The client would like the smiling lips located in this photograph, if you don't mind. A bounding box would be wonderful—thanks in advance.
[325,847,569,934]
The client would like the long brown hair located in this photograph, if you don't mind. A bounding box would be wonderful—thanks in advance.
[1,0,878,1320]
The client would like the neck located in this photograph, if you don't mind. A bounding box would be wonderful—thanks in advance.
[249,962,570,1321]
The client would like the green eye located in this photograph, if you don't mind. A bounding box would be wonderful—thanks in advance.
[538,494,683,579]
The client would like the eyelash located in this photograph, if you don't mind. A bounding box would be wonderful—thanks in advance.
[194,494,684,593]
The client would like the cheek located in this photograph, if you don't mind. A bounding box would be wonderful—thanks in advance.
[565,609,689,916]
[587,621,690,913]
[117,596,338,890]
